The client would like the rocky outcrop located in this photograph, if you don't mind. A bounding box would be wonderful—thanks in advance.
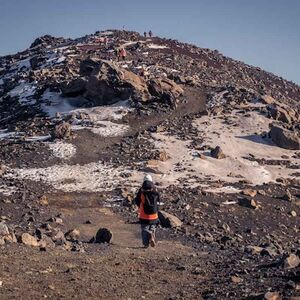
[19,233,39,247]
[81,60,151,105]
[148,78,184,98]
[270,123,300,150]
[268,103,298,124]
[29,55,47,69]
[30,35,65,49]
[60,77,87,97]
[158,211,182,228]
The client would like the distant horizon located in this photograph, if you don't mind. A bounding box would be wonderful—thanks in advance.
[1,0,299,85]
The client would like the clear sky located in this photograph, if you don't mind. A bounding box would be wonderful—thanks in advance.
[0,0,299,84]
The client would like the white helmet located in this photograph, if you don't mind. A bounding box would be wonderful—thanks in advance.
[143,174,153,182]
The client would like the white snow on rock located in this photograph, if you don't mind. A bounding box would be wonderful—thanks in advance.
[40,89,86,117]
[148,44,168,49]
[90,121,129,137]
[48,141,76,160]
[8,81,37,105]
[8,162,123,193]
[13,58,31,70]
[24,135,51,142]
[128,110,299,188]
[41,92,131,137]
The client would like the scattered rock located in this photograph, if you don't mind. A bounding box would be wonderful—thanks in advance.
[38,195,49,206]
[158,211,182,228]
[19,233,39,247]
[264,291,281,300]
[261,95,275,105]
[0,164,6,176]
[282,253,300,269]
[242,189,257,198]
[283,189,294,202]
[231,276,243,284]
[52,230,66,246]
[0,222,10,237]
[94,228,113,243]
[238,198,259,209]
[54,122,72,139]
[210,146,226,159]
[157,150,170,162]
[245,245,263,255]
[65,229,80,242]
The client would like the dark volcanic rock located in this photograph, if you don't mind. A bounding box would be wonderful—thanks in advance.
[94,228,113,243]
[210,146,226,159]
[270,123,300,150]
[60,77,87,97]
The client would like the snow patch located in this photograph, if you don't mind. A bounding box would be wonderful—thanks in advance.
[148,44,168,49]
[48,141,76,159]
[8,81,37,105]
[24,135,51,142]
[8,162,123,193]
[90,121,129,137]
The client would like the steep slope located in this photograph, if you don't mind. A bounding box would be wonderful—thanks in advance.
[0,30,299,300]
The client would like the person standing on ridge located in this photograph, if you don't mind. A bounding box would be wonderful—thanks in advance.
[149,30,153,38]
[134,175,160,248]
[119,47,127,61]
[143,31,147,38]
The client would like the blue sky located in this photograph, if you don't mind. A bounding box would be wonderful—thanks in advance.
[0,0,299,84]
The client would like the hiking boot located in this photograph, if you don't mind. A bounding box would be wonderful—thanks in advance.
[149,233,156,247]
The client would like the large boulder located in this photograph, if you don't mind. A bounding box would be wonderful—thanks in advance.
[268,103,298,124]
[84,60,151,105]
[270,123,299,150]
[30,35,65,49]
[80,58,101,76]
[158,211,182,228]
[148,78,184,98]
[94,228,113,243]
[19,233,39,247]
[60,77,87,97]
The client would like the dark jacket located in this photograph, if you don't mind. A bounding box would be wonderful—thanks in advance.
[134,181,160,225]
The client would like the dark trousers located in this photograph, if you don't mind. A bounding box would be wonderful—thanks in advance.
[140,224,157,247]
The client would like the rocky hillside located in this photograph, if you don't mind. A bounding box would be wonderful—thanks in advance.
[0,30,299,299]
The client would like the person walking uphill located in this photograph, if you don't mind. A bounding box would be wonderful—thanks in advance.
[134,175,160,248]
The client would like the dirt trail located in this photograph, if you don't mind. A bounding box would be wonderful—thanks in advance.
[0,199,210,300]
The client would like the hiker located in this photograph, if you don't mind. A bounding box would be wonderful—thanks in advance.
[103,36,108,46]
[143,31,147,38]
[149,30,153,38]
[134,175,160,248]
[119,47,127,61]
